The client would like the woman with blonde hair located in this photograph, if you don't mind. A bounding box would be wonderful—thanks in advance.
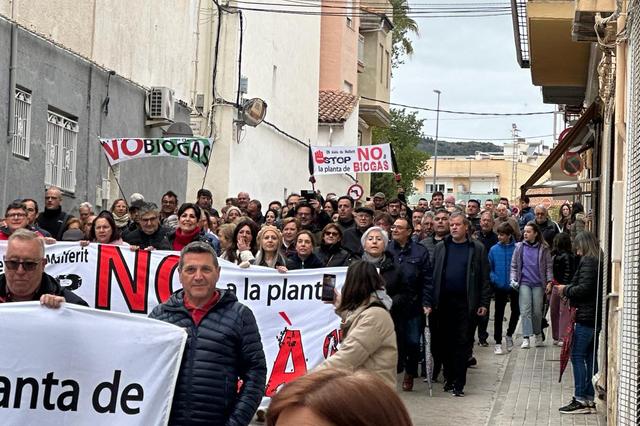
[253,225,288,272]
[266,369,412,426]
[217,223,236,254]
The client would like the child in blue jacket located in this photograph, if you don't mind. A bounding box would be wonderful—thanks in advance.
[489,222,518,354]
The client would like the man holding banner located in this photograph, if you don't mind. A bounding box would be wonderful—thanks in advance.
[0,229,88,306]
[149,241,266,426]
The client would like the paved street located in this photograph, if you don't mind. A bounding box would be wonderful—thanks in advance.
[400,304,606,426]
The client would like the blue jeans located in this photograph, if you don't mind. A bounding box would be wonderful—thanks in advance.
[571,323,598,402]
[518,285,544,337]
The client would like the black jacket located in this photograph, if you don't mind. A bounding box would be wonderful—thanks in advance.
[124,227,172,250]
[565,255,601,328]
[387,239,432,317]
[313,243,353,267]
[149,289,267,426]
[342,225,371,256]
[37,207,71,240]
[474,230,498,254]
[431,236,491,315]
[537,219,559,248]
[286,252,324,270]
[0,272,88,306]
[552,251,576,285]
[371,254,407,319]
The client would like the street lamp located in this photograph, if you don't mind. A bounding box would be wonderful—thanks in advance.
[432,89,441,191]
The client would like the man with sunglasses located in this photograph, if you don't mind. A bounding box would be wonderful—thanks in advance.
[1,229,88,307]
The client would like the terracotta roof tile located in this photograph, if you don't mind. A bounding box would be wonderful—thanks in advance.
[318,90,358,123]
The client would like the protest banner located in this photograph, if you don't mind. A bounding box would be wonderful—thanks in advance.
[99,138,213,169]
[0,302,186,425]
[0,242,346,402]
[310,143,394,175]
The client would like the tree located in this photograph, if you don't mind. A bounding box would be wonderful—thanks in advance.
[372,108,429,198]
[390,0,419,69]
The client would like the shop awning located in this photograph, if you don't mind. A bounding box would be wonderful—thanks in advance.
[520,102,599,195]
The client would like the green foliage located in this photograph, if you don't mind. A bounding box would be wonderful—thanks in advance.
[417,138,503,156]
[372,109,429,197]
[390,0,419,69]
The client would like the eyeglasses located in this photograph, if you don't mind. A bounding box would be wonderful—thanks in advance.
[324,231,340,237]
[140,216,159,223]
[3,258,41,271]
[6,213,27,219]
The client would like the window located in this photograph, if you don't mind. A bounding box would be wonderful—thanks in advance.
[12,88,31,158]
[45,110,78,193]
[426,184,445,193]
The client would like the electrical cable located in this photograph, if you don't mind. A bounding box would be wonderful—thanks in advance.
[236,11,244,106]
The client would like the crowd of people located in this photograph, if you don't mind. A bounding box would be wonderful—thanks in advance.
[0,186,601,423]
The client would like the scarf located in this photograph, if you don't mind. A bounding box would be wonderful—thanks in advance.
[173,227,201,251]
[362,252,386,267]
[113,212,131,228]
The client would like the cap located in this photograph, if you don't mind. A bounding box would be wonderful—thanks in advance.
[373,192,386,199]
[354,206,374,216]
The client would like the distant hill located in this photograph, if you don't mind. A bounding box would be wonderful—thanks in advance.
[417,138,502,156]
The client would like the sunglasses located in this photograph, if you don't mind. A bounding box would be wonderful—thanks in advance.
[3,259,41,271]
[324,231,340,237]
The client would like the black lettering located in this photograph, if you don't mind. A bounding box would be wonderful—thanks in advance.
[177,141,191,157]
[201,144,210,167]
[15,377,38,409]
[0,376,10,407]
[161,140,176,154]
[301,284,314,300]
[92,370,121,413]
[226,283,237,294]
[42,372,59,410]
[143,138,156,154]
[286,284,299,300]
[120,383,144,415]
[57,380,79,411]
[315,281,323,300]
[267,283,282,306]
[249,284,261,300]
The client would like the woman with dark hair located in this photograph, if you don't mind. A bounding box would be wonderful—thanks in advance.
[266,369,413,426]
[313,223,353,267]
[82,211,127,246]
[570,202,586,240]
[510,221,553,349]
[286,230,323,270]
[221,218,259,267]
[323,199,338,217]
[167,203,212,251]
[264,209,279,227]
[549,232,576,345]
[110,199,131,231]
[253,225,288,271]
[317,261,397,388]
[557,231,601,414]
[558,203,572,234]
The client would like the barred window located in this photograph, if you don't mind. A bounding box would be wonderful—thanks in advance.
[45,110,78,193]
[12,88,31,158]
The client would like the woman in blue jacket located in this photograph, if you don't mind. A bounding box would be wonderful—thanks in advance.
[489,222,518,354]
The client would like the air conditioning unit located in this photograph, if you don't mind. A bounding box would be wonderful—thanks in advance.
[146,87,175,121]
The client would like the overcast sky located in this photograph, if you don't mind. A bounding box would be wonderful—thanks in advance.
[391,4,557,147]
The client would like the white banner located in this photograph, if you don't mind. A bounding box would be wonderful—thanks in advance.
[310,143,394,174]
[0,302,186,425]
[99,138,213,169]
[0,242,346,399]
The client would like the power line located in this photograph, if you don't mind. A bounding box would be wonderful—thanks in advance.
[422,133,554,141]
[361,96,555,116]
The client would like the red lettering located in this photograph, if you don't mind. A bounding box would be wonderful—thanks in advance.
[371,146,383,160]
[95,245,150,313]
[155,254,180,303]
[265,329,307,396]
[353,162,361,172]
[121,139,144,156]
[100,139,120,161]
[323,329,343,358]
[356,147,369,161]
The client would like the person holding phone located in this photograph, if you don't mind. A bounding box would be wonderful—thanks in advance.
[221,218,259,268]
[316,261,397,388]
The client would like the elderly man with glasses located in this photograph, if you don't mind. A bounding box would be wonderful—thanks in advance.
[124,202,172,250]
[0,229,88,307]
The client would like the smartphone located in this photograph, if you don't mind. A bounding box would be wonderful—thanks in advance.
[321,274,336,302]
[301,189,315,201]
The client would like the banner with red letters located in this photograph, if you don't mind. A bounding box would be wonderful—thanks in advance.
[310,144,394,174]
[99,138,213,169]
[0,242,346,401]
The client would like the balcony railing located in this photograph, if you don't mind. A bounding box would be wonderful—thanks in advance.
[511,0,530,68]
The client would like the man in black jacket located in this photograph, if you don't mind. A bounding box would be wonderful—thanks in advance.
[0,229,87,307]
[124,202,171,250]
[342,206,374,255]
[149,241,266,426]
[426,212,490,396]
[37,187,72,240]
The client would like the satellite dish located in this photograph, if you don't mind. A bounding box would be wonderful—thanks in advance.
[241,98,268,127]
[163,121,194,137]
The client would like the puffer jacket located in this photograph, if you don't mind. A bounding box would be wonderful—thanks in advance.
[123,227,172,250]
[317,295,397,389]
[488,238,516,291]
[387,239,432,317]
[149,289,267,426]
[565,255,602,329]
[286,252,324,270]
[0,272,88,305]
[314,243,353,267]
[552,251,576,285]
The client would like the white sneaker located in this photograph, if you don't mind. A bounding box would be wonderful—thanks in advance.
[506,336,514,352]
[553,339,559,345]
[557,340,563,347]
[494,344,504,355]
[535,334,544,347]
[521,337,530,349]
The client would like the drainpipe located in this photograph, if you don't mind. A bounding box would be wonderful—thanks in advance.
[3,1,18,207]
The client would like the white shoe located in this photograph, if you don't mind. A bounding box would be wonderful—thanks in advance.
[506,336,514,352]
[553,339,559,346]
[521,337,530,349]
[535,334,544,347]
[557,340,563,347]
[494,344,504,355]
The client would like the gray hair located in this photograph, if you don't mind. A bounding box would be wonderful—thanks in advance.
[360,226,389,250]
[534,205,548,215]
[573,231,600,258]
[449,211,470,227]
[138,202,159,216]
[480,210,494,222]
[179,241,219,270]
[8,228,45,258]
[79,202,93,211]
